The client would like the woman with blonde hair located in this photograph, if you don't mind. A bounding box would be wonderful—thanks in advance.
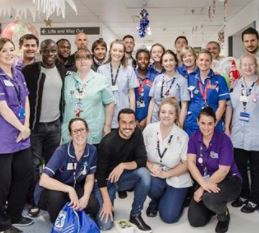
[143,97,192,223]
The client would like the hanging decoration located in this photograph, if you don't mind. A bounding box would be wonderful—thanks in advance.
[208,0,216,20]
[0,0,77,21]
[44,18,53,27]
[137,9,150,38]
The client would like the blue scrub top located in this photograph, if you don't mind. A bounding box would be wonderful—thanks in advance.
[184,69,230,136]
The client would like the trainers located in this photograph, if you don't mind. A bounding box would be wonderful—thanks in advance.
[146,205,157,217]
[1,226,23,233]
[215,209,230,233]
[241,201,259,213]
[27,206,40,218]
[118,191,128,199]
[231,197,246,208]
[129,214,151,232]
[12,217,34,227]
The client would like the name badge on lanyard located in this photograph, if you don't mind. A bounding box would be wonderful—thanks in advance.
[239,111,250,122]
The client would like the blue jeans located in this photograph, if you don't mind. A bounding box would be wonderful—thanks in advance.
[94,167,151,230]
[148,176,188,223]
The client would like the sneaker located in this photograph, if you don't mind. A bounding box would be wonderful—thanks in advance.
[27,206,40,218]
[146,205,157,217]
[12,217,34,227]
[215,209,230,233]
[129,214,152,232]
[118,191,128,199]
[241,201,259,213]
[231,197,246,208]
[1,226,23,233]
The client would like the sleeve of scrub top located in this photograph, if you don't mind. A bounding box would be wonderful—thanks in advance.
[179,76,190,102]
[101,74,114,105]
[187,135,198,155]
[128,66,139,89]
[218,134,234,166]
[0,79,7,101]
[88,145,97,174]
[149,77,159,97]
[43,145,66,177]
[217,76,230,101]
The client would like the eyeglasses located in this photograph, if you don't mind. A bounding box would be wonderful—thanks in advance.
[71,128,87,135]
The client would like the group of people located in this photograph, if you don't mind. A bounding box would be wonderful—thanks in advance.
[0,26,258,233]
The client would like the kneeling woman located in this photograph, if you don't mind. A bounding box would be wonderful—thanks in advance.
[34,118,99,223]
[187,107,241,233]
[143,97,192,223]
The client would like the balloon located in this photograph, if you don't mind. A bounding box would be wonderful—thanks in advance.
[1,21,39,54]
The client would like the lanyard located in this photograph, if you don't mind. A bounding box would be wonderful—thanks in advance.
[157,133,173,163]
[7,77,22,105]
[160,77,176,99]
[198,143,208,176]
[240,81,256,111]
[137,75,151,95]
[198,79,211,105]
[110,63,121,86]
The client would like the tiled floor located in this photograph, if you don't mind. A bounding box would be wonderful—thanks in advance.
[18,193,259,233]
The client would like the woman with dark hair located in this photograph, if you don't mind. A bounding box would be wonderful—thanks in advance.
[187,106,241,233]
[97,39,138,129]
[0,38,33,232]
[62,48,114,145]
[143,97,192,223]
[147,49,189,127]
[35,118,99,223]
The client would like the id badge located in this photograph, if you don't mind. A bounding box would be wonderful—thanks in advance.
[111,85,119,92]
[137,100,145,108]
[18,106,25,119]
[239,111,250,122]
[203,174,210,181]
[240,95,248,103]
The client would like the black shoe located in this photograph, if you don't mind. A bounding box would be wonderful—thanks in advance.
[27,206,40,218]
[215,209,230,233]
[129,214,151,232]
[231,197,246,208]
[146,205,157,217]
[12,216,34,227]
[118,191,128,199]
[241,201,259,213]
[1,226,23,233]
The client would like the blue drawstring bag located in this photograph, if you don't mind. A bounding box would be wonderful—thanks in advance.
[78,211,100,233]
[51,203,80,233]
[51,202,100,233]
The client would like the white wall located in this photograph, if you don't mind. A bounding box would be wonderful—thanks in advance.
[224,0,259,57]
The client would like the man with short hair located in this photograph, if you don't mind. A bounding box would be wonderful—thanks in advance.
[22,39,66,217]
[95,108,151,232]
[56,38,71,69]
[67,32,89,71]
[123,35,136,68]
[15,34,39,70]
[91,38,107,71]
[241,27,259,57]
[174,35,188,64]
[206,41,224,73]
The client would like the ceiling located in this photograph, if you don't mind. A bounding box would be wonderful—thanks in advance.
[1,0,254,48]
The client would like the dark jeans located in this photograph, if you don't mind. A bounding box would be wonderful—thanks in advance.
[148,176,188,223]
[234,148,259,204]
[0,148,33,231]
[94,167,151,230]
[39,183,99,223]
[29,119,61,204]
[188,175,241,227]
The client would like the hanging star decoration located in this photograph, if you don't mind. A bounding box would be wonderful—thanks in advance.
[137,9,150,38]
[44,18,52,27]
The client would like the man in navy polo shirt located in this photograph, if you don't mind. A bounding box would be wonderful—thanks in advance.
[34,118,98,223]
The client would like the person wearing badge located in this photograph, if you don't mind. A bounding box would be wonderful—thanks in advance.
[225,54,259,213]
[97,39,139,129]
[35,118,99,223]
[0,38,34,233]
[134,49,153,130]
[143,97,192,223]
[147,50,189,128]
[184,49,230,136]
[61,48,114,145]
[187,107,241,233]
